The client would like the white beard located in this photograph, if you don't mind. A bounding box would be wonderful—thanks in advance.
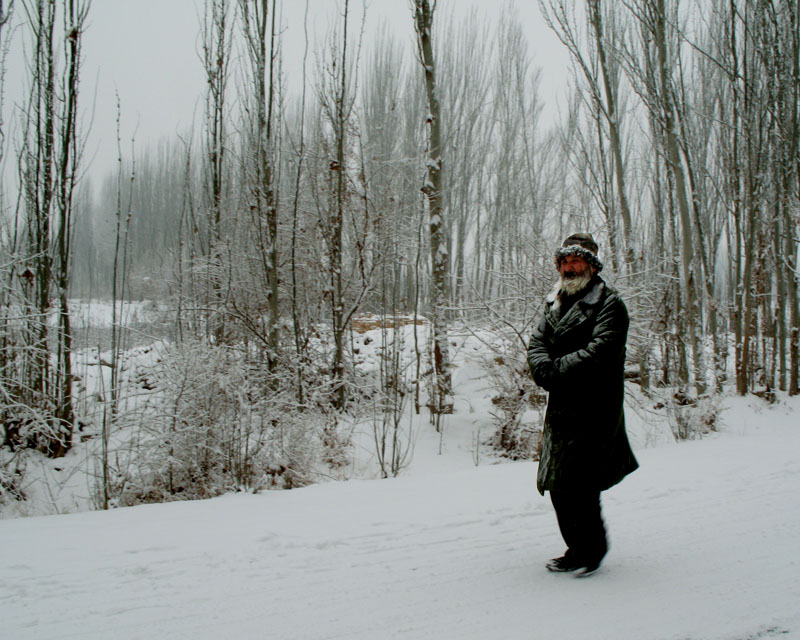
[549,271,593,316]
[559,270,593,296]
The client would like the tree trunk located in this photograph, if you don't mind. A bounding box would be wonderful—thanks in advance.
[202,0,231,342]
[413,0,453,414]
[588,0,634,267]
[651,0,706,395]
[240,0,280,370]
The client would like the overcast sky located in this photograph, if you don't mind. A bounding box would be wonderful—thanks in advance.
[5,0,568,189]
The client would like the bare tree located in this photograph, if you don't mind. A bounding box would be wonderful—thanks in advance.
[0,0,17,459]
[239,0,280,369]
[11,0,88,457]
[617,0,707,395]
[200,0,233,341]
[310,0,377,409]
[287,0,311,405]
[412,0,452,414]
[540,0,635,269]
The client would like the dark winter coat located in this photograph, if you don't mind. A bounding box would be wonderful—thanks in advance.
[527,276,638,495]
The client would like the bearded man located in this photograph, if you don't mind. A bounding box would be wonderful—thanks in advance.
[527,232,638,577]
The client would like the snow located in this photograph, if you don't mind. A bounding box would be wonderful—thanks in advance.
[2,309,800,638]
[2,392,800,639]
[67,299,166,328]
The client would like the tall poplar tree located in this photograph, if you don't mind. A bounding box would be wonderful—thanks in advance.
[413,0,453,413]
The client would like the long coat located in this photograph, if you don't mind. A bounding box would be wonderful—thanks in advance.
[527,277,638,495]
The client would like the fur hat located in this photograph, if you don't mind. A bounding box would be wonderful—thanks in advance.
[554,232,603,273]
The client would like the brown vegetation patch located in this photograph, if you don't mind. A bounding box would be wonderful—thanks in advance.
[351,315,428,334]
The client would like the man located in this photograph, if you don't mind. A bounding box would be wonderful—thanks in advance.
[527,232,638,577]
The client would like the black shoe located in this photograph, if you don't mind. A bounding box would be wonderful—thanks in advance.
[545,556,581,573]
[575,560,602,578]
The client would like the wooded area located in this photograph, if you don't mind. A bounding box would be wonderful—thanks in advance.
[1,0,798,507]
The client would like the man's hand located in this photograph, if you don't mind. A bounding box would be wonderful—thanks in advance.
[533,360,557,391]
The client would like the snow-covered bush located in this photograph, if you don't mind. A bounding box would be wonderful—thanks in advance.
[482,340,543,460]
[348,315,429,477]
[666,390,722,441]
[109,339,322,505]
[0,450,26,505]
[367,321,415,477]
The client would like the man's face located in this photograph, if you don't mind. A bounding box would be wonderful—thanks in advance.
[559,254,593,280]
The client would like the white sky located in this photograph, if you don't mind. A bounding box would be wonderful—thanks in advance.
[4,0,569,189]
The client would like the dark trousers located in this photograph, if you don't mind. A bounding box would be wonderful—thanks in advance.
[550,488,608,565]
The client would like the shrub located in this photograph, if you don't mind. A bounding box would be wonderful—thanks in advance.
[109,339,323,505]
[667,390,722,441]
[484,347,543,460]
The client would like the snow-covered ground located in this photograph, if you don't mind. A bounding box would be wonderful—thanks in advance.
[2,391,799,639]
[2,306,799,638]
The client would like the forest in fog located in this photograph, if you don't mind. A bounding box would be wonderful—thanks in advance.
[1,0,799,510]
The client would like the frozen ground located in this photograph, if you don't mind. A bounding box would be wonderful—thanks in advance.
[2,393,799,640]
[2,309,799,638]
